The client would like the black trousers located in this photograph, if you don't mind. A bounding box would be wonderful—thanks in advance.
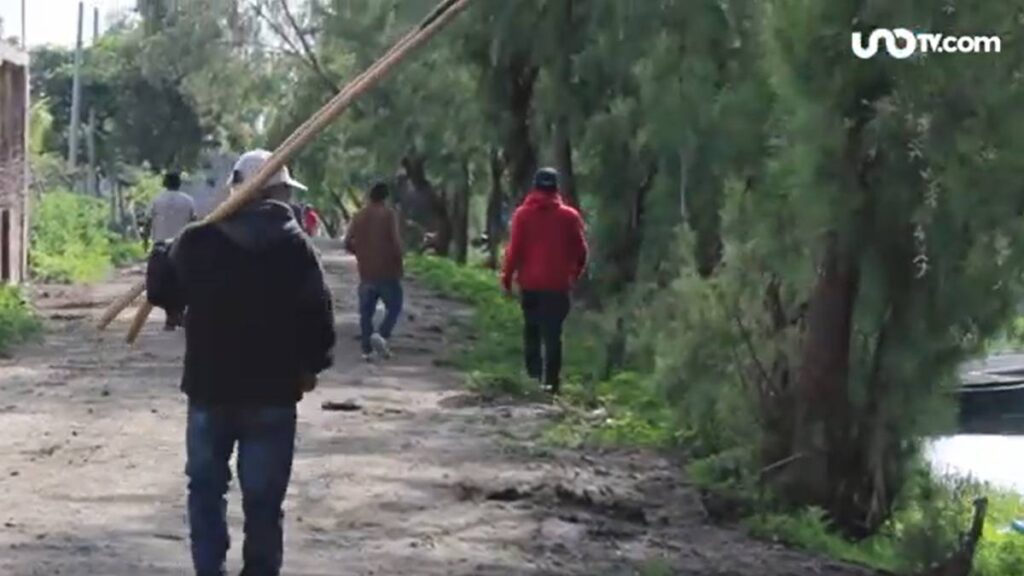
[520,291,571,390]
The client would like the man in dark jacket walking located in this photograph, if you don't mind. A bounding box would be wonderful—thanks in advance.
[148,149,336,576]
[502,167,588,394]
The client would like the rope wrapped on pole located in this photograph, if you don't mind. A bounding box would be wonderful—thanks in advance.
[96,0,477,343]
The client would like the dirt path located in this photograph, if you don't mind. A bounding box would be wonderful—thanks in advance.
[0,245,875,576]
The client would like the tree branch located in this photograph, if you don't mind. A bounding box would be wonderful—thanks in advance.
[277,0,341,94]
[253,0,339,95]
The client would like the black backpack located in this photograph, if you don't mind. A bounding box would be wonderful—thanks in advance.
[146,240,186,314]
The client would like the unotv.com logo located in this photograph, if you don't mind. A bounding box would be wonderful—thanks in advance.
[852,28,1001,59]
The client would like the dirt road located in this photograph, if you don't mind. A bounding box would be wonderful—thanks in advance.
[0,247,875,575]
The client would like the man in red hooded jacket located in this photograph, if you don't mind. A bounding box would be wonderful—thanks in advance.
[502,167,588,394]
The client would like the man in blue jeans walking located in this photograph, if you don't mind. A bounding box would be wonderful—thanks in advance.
[344,182,404,361]
[147,150,336,576]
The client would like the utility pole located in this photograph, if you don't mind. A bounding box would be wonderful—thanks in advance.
[87,7,99,196]
[67,1,84,189]
[20,0,26,48]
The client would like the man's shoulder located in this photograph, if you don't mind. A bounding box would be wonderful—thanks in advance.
[176,221,213,247]
[361,204,393,218]
[557,203,583,223]
[349,207,372,228]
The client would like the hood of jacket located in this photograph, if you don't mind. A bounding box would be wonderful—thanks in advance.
[522,189,563,211]
[215,199,304,252]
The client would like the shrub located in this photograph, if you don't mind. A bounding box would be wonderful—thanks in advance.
[31,190,120,283]
[109,238,147,267]
[31,190,112,283]
[0,286,41,354]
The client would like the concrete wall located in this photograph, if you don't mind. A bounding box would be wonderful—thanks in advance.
[0,43,28,284]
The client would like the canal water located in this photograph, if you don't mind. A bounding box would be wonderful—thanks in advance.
[927,353,1024,493]
[927,435,1024,493]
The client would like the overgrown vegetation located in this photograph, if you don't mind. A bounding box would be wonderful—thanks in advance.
[410,253,1024,575]
[0,287,41,354]
[743,475,1024,576]
[30,190,145,284]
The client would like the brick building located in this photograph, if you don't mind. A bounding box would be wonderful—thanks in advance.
[0,42,28,284]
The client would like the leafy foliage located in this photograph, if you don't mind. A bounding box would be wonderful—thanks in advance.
[0,287,42,355]
[29,191,131,284]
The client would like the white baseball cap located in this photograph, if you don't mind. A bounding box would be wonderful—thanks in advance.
[229,149,308,193]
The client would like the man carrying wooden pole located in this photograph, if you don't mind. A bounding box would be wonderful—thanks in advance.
[130,3,480,572]
[147,150,335,576]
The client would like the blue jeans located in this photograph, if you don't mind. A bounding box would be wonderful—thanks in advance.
[358,280,404,353]
[186,404,296,576]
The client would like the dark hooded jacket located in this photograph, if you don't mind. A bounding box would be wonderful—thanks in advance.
[148,199,336,406]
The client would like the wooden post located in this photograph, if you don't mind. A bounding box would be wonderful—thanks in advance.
[68,1,84,185]
[86,7,99,196]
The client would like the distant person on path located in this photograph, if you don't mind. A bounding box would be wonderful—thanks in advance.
[344,182,404,361]
[150,172,197,243]
[303,204,323,237]
[147,149,336,576]
[502,167,588,395]
[149,172,196,330]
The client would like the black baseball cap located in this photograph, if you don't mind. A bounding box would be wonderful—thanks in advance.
[533,167,559,192]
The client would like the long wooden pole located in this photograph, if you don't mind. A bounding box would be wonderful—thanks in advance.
[101,0,476,343]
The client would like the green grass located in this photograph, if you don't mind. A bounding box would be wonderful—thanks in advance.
[736,471,1024,575]
[110,239,147,267]
[407,254,673,446]
[406,255,522,372]
[0,286,41,354]
[974,489,1024,576]
[743,492,1024,576]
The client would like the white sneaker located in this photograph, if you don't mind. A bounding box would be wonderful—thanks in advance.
[370,334,392,359]
[362,353,374,363]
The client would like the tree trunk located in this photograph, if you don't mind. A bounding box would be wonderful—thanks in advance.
[504,55,538,200]
[771,231,864,534]
[602,163,657,375]
[553,117,577,209]
[552,0,579,209]
[401,153,452,257]
[683,142,724,277]
[486,148,506,269]
[452,160,471,265]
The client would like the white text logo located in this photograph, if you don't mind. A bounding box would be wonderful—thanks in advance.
[852,29,1001,59]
